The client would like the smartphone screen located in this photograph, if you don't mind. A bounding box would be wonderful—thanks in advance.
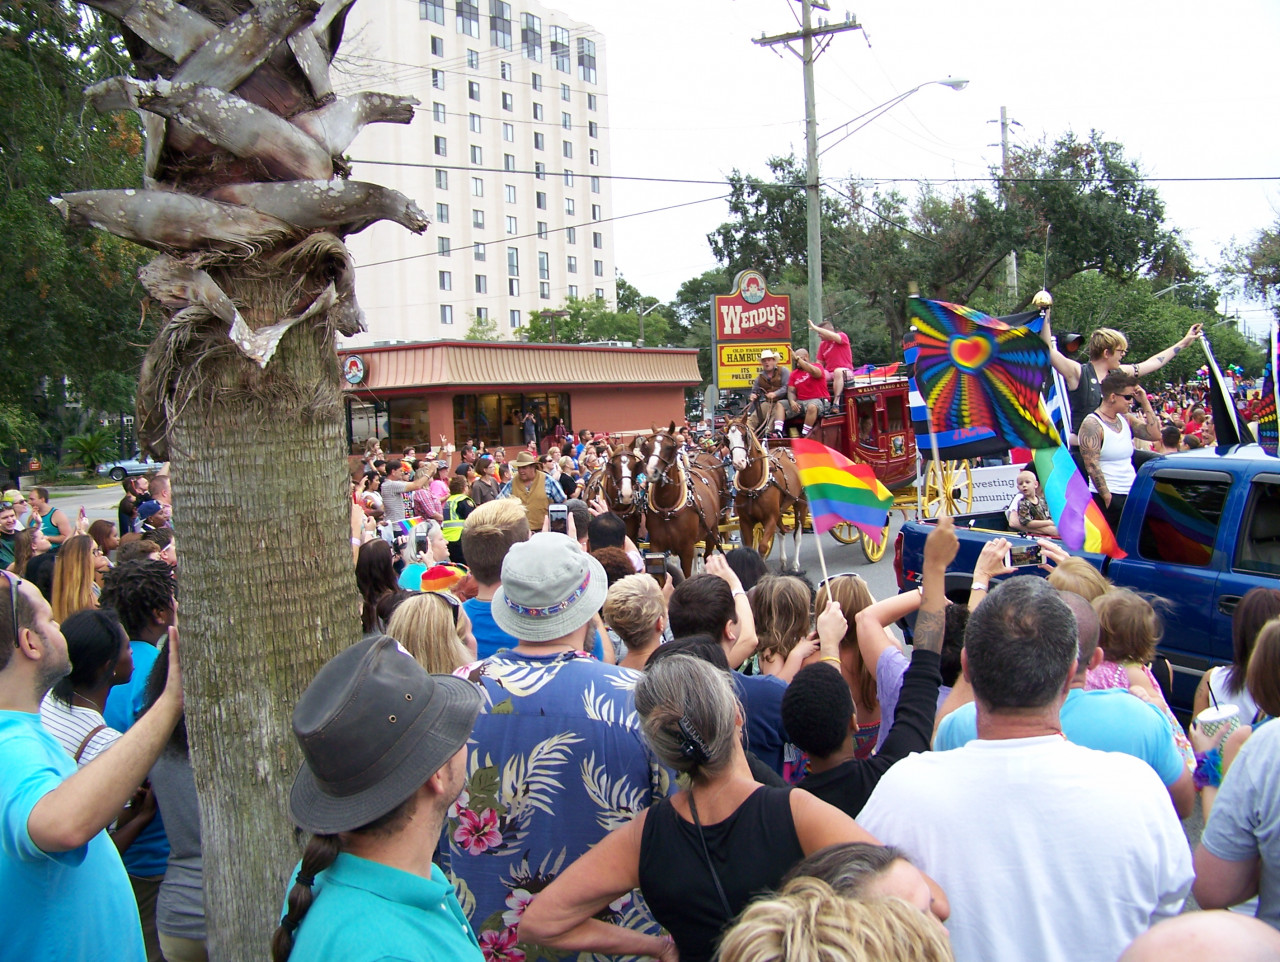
[644,551,667,586]
[1006,544,1044,568]
[548,503,568,534]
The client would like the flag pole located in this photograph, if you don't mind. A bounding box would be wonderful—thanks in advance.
[813,519,831,589]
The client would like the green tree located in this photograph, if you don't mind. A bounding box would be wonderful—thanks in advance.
[63,426,116,477]
[1224,216,1280,311]
[464,311,500,340]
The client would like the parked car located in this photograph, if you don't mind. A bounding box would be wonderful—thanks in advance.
[97,454,160,481]
[895,445,1280,713]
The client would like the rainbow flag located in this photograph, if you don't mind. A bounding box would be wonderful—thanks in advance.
[1032,447,1125,559]
[792,438,893,543]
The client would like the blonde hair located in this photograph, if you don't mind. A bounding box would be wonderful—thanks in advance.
[603,575,665,651]
[1093,588,1163,665]
[52,535,99,622]
[1046,557,1111,602]
[386,593,472,674]
[1087,327,1128,361]
[815,574,877,710]
[751,575,812,664]
[717,877,954,962]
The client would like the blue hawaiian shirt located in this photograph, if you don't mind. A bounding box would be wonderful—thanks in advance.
[443,650,672,962]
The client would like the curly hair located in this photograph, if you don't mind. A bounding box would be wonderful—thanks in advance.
[99,559,176,640]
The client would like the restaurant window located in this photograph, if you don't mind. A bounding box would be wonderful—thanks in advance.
[456,392,571,450]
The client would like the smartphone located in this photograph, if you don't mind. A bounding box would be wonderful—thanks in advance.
[415,533,428,554]
[644,551,667,586]
[548,502,568,534]
[1006,543,1044,568]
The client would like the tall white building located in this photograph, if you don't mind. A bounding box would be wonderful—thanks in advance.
[335,0,614,344]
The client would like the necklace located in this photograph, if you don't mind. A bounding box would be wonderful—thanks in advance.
[72,691,105,714]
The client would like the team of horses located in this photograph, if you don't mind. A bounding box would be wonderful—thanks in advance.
[584,419,808,577]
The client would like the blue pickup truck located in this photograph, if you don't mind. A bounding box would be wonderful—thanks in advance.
[895,445,1280,712]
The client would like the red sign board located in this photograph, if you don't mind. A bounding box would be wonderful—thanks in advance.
[713,270,791,342]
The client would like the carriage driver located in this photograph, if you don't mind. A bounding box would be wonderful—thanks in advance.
[746,349,792,439]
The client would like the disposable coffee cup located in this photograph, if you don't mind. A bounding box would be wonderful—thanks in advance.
[1196,704,1241,741]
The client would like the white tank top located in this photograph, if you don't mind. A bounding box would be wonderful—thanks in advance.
[1086,412,1135,496]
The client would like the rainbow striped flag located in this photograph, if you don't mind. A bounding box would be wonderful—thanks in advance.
[792,438,893,543]
[1031,447,1125,558]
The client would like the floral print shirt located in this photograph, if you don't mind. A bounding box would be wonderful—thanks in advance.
[444,650,672,962]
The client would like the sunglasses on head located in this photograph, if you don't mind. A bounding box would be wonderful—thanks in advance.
[816,572,866,592]
[429,590,461,627]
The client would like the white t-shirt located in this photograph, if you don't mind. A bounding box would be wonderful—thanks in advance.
[39,693,121,765]
[858,735,1193,962]
[1204,665,1261,724]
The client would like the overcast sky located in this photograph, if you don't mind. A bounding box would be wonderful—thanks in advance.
[548,0,1279,334]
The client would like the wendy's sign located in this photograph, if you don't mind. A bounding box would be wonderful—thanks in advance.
[714,270,791,342]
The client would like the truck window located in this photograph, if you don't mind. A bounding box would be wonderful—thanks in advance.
[1235,480,1280,575]
[1136,476,1229,568]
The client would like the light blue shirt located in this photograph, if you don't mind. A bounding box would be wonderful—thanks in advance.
[0,710,145,961]
[934,687,1187,787]
[285,854,482,962]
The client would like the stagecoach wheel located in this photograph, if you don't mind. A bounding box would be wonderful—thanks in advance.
[860,523,892,564]
[922,459,974,517]
[830,522,859,545]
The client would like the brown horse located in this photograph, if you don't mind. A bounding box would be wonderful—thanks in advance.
[725,417,808,571]
[599,445,645,544]
[644,424,722,577]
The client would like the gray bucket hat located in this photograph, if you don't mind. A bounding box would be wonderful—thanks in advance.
[492,532,608,643]
[288,635,482,835]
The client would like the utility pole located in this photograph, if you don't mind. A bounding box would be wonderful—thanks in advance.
[754,2,861,354]
[995,106,1022,308]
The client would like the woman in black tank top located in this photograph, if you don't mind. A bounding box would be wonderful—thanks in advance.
[519,649,881,962]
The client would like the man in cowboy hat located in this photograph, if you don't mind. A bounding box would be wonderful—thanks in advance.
[273,635,484,961]
[497,450,566,530]
[442,533,669,950]
[745,348,793,439]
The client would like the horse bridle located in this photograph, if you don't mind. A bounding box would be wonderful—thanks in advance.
[604,449,641,512]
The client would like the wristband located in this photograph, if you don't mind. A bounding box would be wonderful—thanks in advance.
[732,589,748,599]
[1193,747,1224,790]
[351,537,362,546]
[819,656,841,667]
[970,582,989,592]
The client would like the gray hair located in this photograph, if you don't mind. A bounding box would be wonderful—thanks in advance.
[634,654,741,779]
[779,842,908,898]
[964,576,1077,710]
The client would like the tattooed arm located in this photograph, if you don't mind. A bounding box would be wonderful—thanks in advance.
[1129,322,1203,377]
[1126,384,1162,442]
[1078,415,1111,506]
[915,516,959,655]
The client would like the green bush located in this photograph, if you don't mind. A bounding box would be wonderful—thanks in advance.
[64,428,117,479]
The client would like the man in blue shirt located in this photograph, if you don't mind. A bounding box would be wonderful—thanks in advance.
[460,499,529,659]
[0,570,184,961]
[934,589,1195,818]
[273,634,484,962]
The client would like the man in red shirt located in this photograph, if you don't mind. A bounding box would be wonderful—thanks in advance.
[788,348,830,437]
[810,318,854,414]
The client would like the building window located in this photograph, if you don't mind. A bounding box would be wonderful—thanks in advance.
[577,37,596,84]
[434,136,447,156]
[588,121,598,138]
[502,122,514,142]
[507,246,519,275]
[594,288,604,299]
[562,140,573,158]
[435,169,449,189]
[565,198,575,215]
[587,92,597,111]
[436,202,450,223]
[504,184,517,203]
[561,83,571,102]
[566,255,577,273]
[561,111,572,130]
[438,270,452,290]
[533,132,544,151]
[593,259,604,276]
[589,148,600,166]
[470,144,483,164]
[489,0,512,50]
[503,153,515,171]
[509,309,521,328]
[475,274,488,294]
[430,35,444,56]
[472,209,485,228]
[538,251,550,279]
[469,112,482,132]
[476,307,488,320]
[508,278,519,296]
[471,177,484,197]
[531,72,542,91]
[532,102,543,121]
[473,242,486,260]
[421,0,444,24]
[550,24,569,72]
[590,176,600,193]
[521,13,542,60]
[438,236,451,256]
[591,204,601,221]
[468,80,481,101]
[456,0,479,37]
[535,191,547,210]
[500,60,512,80]
[537,221,548,239]
[505,215,517,234]
[563,169,574,186]
[440,304,454,324]
[568,284,578,299]
[592,231,602,248]
[502,92,513,111]
[540,281,551,299]
[432,69,445,90]
[566,226,576,243]
[465,48,479,68]
[534,162,546,179]
[433,102,446,122]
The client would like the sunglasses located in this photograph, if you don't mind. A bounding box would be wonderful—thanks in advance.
[1120,394,1136,401]
[429,590,462,627]
[816,572,866,592]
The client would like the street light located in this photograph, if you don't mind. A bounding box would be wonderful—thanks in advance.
[818,78,969,158]
[637,302,661,347]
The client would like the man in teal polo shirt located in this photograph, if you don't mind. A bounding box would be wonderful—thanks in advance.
[271,634,484,962]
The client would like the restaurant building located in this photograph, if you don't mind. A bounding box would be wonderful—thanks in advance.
[341,340,701,453]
